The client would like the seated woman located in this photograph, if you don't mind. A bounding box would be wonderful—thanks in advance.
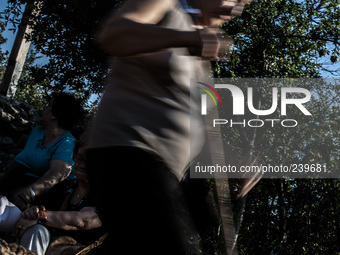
[0,92,84,211]
[0,139,106,255]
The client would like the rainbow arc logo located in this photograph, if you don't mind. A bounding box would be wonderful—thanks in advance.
[196,82,222,115]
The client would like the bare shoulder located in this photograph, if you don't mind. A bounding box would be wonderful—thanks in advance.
[114,0,177,24]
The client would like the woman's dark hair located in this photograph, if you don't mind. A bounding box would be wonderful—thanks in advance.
[50,92,84,131]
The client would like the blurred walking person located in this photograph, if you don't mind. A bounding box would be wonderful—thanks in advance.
[86,0,250,254]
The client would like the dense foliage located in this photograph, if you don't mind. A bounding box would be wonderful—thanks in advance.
[216,1,340,254]
[1,0,123,104]
[0,21,8,83]
[219,0,340,78]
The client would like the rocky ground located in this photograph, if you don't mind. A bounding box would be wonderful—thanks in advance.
[0,95,39,172]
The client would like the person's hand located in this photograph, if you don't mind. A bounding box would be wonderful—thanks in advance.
[21,206,40,220]
[12,188,32,211]
[197,0,252,26]
[14,217,37,239]
[220,0,253,18]
[197,27,234,62]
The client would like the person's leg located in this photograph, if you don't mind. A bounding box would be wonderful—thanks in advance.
[181,172,222,254]
[20,224,51,255]
[86,147,199,255]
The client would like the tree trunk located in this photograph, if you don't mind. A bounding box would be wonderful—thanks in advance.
[0,0,42,98]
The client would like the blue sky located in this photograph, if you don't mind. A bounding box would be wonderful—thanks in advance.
[1,0,16,53]
[1,0,48,66]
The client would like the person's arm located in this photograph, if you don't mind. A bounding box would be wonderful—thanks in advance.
[13,160,72,210]
[20,206,102,231]
[30,159,72,197]
[97,0,202,56]
[16,207,102,238]
[44,207,102,231]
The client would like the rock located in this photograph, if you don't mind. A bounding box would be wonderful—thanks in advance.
[0,95,40,172]
[0,137,14,147]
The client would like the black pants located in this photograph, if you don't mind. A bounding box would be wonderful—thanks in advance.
[85,147,200,255]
